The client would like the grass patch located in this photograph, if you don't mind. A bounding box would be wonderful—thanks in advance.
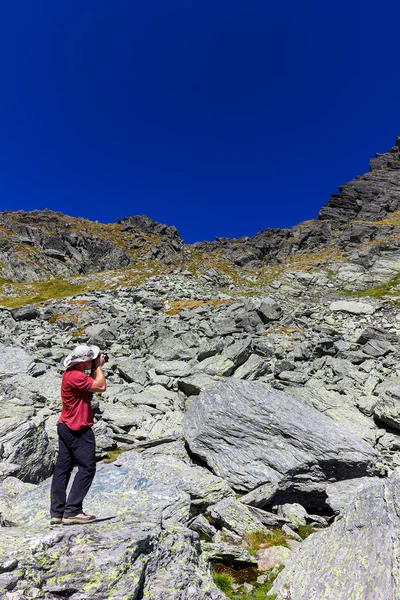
[245,529,290,553]
[213,571,235,595]
[103,449,126,463]
[297,524,317,540]
[343,272,400,299]
[0,278,88,308]
[165,298,234,315]
[0,277,13,286]
[212,562,282,599]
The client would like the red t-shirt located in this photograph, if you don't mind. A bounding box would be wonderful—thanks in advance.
[59,369,95,430]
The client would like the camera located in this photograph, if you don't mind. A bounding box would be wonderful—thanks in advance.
[103,353,109,363]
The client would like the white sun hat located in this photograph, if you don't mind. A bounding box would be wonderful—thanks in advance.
[64,344,100,368]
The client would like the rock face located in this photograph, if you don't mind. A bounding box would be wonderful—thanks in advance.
[0,210,184,282]
[183,379,379,498]
[0,450,227,599]
[272,473,400,600]
[319,137,400,223]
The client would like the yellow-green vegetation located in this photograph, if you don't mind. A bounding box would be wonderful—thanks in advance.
[370,209,400,227]
[0,278,88,308]
[343,272,400,299]
[165,298,234,315]
[103,448,126,463]
[213,571,235,595]
[245,529,290,554]
[284,247,345,272]
[212,562,281,599]
[297,524,317,540]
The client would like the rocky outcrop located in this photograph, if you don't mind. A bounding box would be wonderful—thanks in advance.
[272,473,400,600]
[183,379,380,500]
[0,210,185,282]
[319,137,400,224]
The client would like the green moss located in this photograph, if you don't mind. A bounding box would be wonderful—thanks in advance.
[297,524,317,540]
[245,529,289,552]
[212,563,282,599]
[213,571,235,594]
[83,573,102,591]
[103,448,127,463]
[0,278,88,308]
[198,533,213,543]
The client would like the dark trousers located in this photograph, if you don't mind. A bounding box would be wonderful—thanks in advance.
[50,423,96,518]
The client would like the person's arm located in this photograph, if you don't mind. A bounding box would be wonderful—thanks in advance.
[89,355,106,393]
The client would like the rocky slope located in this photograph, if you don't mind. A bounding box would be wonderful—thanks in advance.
[1,140,400,599]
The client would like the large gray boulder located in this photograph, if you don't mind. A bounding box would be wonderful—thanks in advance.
[0,449,229,599]
[0,345,33,376]
[183,380,380,495]
[0,418,55,483]
[272,474,400,600]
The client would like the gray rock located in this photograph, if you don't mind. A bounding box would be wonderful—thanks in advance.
[153,360,192,378]
[0,449,228,599]
[201,541,257,566]
[255,297,283,323]
[362,339,394,357]
[206,497,267,536]
[114,357,149,385]
[277,503,308,528]
[10,306,40,321]
[195,355,235,376]
[0,419,55,483]
[189,514,218,539]
[233,353,272,380]
[272,476,400,600]
[276,370,308,384]
[0,346,33,376]
[151,337,194,361]
[183,379,380,493]
[329,301,376,315]
[178,373,220,396]
[325,477,378,515]
[142,524,226,600]
[222,337,252,367]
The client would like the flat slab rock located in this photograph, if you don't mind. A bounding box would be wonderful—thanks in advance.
[272,474,400,600]
[182,379,380,493]
[329,300,376,315]
[0,450,230,599]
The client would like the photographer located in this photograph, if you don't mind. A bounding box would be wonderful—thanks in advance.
[50,344,107,525]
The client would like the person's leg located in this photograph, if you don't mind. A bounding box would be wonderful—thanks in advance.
[50,424,74,518]
[63,427,96,517]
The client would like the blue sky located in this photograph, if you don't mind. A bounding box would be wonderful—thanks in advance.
[0,1,399,243]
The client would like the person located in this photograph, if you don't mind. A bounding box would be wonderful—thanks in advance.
[50,344,106,525]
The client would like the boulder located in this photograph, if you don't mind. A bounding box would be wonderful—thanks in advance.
[254,297,283,323]
[206,497,267,536]
[272,475,400,600]
[151,337,194,361]
[233,353,272,380]
[0,450,229,599]
[329,301,376,315]
[195,355,235,376]
[114,357,149,385]
[0,345,33,376]
[0,418,55,483]
[10,306,40,321]
[183,379,380,495]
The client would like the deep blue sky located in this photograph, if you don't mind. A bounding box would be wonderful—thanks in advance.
[0,1,399,243]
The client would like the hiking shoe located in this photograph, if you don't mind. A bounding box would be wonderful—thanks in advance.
[50,517,63,526]
[62,513,96,525]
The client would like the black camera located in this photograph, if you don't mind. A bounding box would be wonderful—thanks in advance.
[103,353,109,363]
